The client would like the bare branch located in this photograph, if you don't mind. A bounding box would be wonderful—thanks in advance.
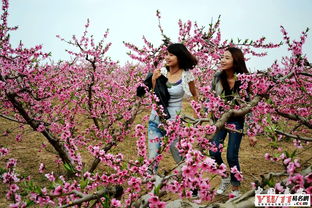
[181,115,211,126]
[299,72,312,77]
[0,54,15,62]
[275,130,312,141]
[59,186,123,208]
[181,115,242,133]
[213,96,261,132]
[0,114,27,124]
[275,110,312,129]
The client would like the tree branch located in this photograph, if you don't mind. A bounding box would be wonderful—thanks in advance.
[299,72,312,78]
[59,186,123,208]
[5,93,77,174]
[0,114,27,124]
[88,99,141,173]
[213,96,261,133]
[275,130,312,141]
[181,115,242,133]
[275,110,312,129]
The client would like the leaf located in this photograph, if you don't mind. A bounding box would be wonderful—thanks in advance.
[138,156,144,163]
[100,193,110,208]
[80,178,90,190]
[162,136,168,143]
[269,141,279,149]
[153,184,161,195]
[121,162,128,170]
[26,200,35,207]
[284,151,290,158]
[266,98,274,105]
[34,186,42,194]
[290,150,297,158]
[267,177,275,187]
[63,163,75,174]
[0,167,7,175]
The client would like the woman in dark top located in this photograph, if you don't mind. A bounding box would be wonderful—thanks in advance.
[209,47,257,198]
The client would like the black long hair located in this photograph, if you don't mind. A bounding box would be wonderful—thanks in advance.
[220,47,249,93]
[166,43,198,71]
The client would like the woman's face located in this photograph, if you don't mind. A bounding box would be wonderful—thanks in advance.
[220,50,234,71]
[165,52,179,67]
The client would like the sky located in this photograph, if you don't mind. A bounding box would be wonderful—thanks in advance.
[5,0,312,71]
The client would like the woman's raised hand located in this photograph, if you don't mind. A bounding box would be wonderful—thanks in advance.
[152,68,161,81]
[152,68,162,89]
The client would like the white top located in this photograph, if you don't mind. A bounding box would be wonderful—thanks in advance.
[160,67,195,97]
[149,68,195,123]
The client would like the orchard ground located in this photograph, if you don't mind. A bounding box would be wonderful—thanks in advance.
[0,100,311,207]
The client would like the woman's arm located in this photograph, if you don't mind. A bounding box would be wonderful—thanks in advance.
[152,68,161,89]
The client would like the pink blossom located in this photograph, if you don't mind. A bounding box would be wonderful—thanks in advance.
[228,192,236,199]
[36,123,45,132]
[111,198,121,207]
[53,185,63,195]
[283,158,291,165]
[9,184,19,193]
[182,165,196,178]
[287,162,296,175]
[0,147,9,157]
[305,186,312,194]
[148,194,160,204]
[304,173,312,183]
[275,183,284,193]
[6,158,17,169]
[39,163,45,173]
[2,172,19,183]
[264,153,271,160]
[45,172,55,182]
[231,166,243,181]
[15,134,22,142]
[288,174,304,187]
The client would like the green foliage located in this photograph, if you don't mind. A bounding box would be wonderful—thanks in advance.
[101,193,111,208]
[263,114,283,148]
[121,161,128,170]
[153,183,161,195]
[21,180,42,195]
[63,162,75,175]
[162,135,168,143]
[285,149,297,159]
[266,177,275,187]
[25,200,35,207]
[0,167,7,175]
[138,156,144,163]
[79,178,90,190]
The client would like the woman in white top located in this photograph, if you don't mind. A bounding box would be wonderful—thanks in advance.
[148,43,198,173]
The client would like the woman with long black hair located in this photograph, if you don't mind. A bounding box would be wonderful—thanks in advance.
[209,47,257,198]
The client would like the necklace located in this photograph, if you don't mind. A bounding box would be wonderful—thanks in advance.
[169,69,181,75]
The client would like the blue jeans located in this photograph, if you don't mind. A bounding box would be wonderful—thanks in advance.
[148,120,182,173]
[209,121,244,186]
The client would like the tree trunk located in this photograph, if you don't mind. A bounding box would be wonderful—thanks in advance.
[7,93,76,173]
